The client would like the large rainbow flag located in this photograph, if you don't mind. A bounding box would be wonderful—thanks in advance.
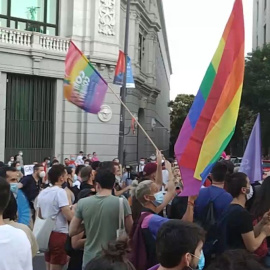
[174,0,245,196]
[64,41,108,114]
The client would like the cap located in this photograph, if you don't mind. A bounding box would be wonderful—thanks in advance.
[143,163,157,176]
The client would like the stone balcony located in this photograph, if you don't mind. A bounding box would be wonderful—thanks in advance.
[0,27,70,53]
[0,27,70,78]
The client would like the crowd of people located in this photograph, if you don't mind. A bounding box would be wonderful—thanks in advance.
[0,150,270,270]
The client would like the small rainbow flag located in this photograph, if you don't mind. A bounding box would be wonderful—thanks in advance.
[174,0,245,196]
[64,41,108,114]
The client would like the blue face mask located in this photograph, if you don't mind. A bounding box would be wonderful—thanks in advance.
[197,250,205,270]
[73,174,78,183]
[190,250,205,270]
[154,191,165,204]
[16,166,21,171]
[10,183,19,194]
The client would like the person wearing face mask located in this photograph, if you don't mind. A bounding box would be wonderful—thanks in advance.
[37,165,74,270]
[73,165,85,189]
[0,167,31,226]
[65,167,80,204]
[11,161,24,180]
[84,159,91,166]
[16,151,24,166]
[129,177,196,270]
[136,158,146,173]
[69,156,76,168]
[218,172,270,254]
[42,157,50,173]
[80,166,96,193]
[149,220,205,270]
[7,156,14,167]
[20,164,45,221]
[3,192,38,258]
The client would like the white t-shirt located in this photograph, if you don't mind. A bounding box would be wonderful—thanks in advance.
[0,224,32,270]
[37,186,69,233]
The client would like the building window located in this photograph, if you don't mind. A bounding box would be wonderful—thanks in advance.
[264,24,267,45]
[0,0,59,35]
[138,32,146,72]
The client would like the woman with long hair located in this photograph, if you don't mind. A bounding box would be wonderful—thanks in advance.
[250,176,270,263]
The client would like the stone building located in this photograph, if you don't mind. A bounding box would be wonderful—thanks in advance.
[0,0,172,164]
[253,0,270,49]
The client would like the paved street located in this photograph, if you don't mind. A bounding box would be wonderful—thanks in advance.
[33,254,46,270]
[33,254,68,270]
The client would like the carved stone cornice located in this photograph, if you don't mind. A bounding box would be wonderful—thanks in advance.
[98,0,116,36]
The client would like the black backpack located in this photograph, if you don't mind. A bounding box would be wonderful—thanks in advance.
[196,189,225,259]
[197,189,225,231]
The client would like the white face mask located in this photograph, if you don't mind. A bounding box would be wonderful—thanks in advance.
[39,171,46,178]
[140,161,145,165]
[246,185,254,200]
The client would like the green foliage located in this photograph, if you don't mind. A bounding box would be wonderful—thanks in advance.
[169,94,194,153]
[232,44,270,154]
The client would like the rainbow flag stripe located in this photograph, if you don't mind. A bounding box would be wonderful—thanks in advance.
[174,0,245,196]
[64,41,108,114]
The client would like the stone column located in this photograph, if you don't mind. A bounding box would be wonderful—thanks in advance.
[54,79,64,162]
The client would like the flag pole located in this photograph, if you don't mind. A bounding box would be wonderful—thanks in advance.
[108,84,159,151]
[118,0,131,165]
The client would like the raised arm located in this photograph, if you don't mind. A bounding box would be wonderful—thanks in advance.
[155,150,163,190]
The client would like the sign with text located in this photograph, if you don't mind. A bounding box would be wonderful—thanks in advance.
[24,165,34,176]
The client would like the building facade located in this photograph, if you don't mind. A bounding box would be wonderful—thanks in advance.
[253,0,270,49]
[0,0,172,165]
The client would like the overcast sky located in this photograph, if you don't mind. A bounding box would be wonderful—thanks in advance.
[163,0,253,100]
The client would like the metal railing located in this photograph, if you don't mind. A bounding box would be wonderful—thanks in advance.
[0,26,70,53]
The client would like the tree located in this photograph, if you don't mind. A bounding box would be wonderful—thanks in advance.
[230,44,270,155]
[169,94,194,156]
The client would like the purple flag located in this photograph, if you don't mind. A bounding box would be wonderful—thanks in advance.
[239,114,262,183]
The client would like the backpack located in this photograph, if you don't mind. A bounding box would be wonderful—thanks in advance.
[196,189,225,258]
[129,212,152,270]
[197,189,225,229]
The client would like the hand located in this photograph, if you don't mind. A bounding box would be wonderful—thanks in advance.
[262,224,270,237]
[165,160,172,172]
[167,180,176,195]
[188,195,198,202]
[127,185,132,190]
[156,150,162,165]
[261,210,270,225]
